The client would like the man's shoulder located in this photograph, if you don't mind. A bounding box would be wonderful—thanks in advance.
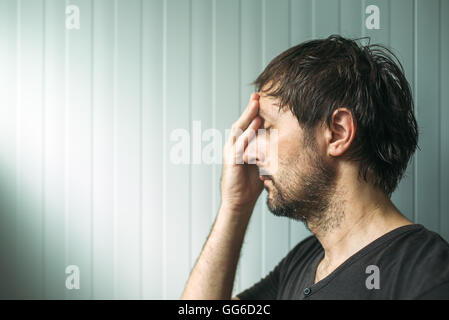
[373,224,449,272]
[385,224,449,262]
[288,224,449,264]
[379,224,449,298]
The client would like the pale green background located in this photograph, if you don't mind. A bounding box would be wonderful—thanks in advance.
[0,0,447,299]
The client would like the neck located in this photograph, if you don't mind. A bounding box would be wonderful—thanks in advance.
[307,170,413,281]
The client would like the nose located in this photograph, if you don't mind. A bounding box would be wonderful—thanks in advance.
[243,128,278,176]
[243,129,268,167]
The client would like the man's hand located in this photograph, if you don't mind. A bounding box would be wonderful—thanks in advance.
[181,93,263,299]
[221,93,264,212]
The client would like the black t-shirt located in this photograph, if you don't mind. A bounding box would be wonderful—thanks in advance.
[236,224,449,299]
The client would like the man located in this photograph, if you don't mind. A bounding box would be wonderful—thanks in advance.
[181,35,449,299]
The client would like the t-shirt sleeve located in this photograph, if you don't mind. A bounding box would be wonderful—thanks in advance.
[235,259,283,300]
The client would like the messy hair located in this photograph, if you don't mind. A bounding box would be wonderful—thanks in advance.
[253,35,419,197]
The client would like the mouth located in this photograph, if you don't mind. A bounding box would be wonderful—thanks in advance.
[259,175,272,182]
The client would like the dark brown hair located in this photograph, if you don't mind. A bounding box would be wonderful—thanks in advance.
[253,35,419,197]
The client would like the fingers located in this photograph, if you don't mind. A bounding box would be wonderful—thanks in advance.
[234,116,263,164]
[224,93,261,165]
[230,93,260,139]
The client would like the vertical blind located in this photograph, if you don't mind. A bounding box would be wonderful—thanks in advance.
[0,0,447,299]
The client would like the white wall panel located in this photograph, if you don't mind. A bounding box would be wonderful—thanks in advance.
[0,0,447,299]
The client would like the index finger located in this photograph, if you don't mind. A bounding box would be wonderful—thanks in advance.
[232,93,260,135]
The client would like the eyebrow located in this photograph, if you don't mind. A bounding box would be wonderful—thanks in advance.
[259,100,282,122]
[258,105,272,122]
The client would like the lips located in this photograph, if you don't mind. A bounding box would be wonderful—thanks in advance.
[259,175,271,182]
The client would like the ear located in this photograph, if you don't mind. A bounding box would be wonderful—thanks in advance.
[325,108,356,157]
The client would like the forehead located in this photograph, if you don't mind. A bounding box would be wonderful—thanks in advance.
[258,92,284,121]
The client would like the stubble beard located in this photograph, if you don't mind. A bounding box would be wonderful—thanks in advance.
[264,139,345,233]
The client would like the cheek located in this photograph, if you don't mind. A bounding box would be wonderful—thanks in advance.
[273,117,304,164]
[276,132,302,164]
[258,131,300,177]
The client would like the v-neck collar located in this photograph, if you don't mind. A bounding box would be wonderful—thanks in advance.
[303,223,424,296]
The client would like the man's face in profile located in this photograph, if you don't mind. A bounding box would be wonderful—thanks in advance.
[253,91,339,224]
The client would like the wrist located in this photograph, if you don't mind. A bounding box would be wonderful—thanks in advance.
[220,201,255,218]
